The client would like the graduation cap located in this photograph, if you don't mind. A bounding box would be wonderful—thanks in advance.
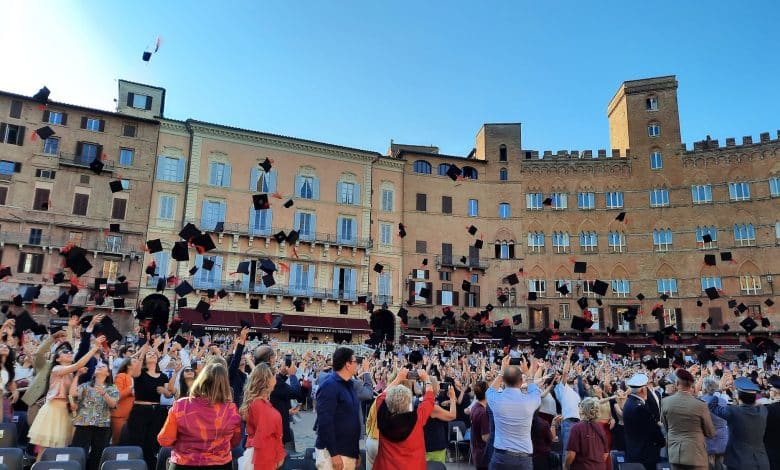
[624,306,639,322]
[179,223,201,241]
[574,261,587,274]
[737,303,748,313]
[202,258,215,271]
[662,325,677,336]
[505,273,519,286]
[187,266,198,276]
[146,239,163,254]
[12,295,23,307]
[339,304,348,315]
[571,315,593,331]
[114,282,129,296]
[286,230,299,244]
[217,289,227,299]
[192,233,216,252]
[460,312,470,321]
[283,199,294,208]
[432,317,444,329]
[177,298,188,308]
[97,316,122,344]
[171,241,189,262]
[249,298,259,309]
[728,299,738,309]
[253,194,270,210]
[236,261,250,275]
[651,304,664,317]
[418,287,430,299]
[446,164,462,181]
[591,280,609,296]
[542,197,552,206]
[720,252,732,262]
[293,298,305,312]
[273,231,287,243]
[270,315,283,330]
[467,225,478,236]
[195,300,211,320]
[113,298,125,309]
[612,342,630,356]
[740,317,758,333]
[173,335,188,348]
[705,287,719,300]
[702,233,713,243]
[109,180,124,193]
[704,254,717,266]
[512,314,522,325]
[145,263,157,276]
[461,280,471,292]
[259,259,276,274]
[89,158,104,175]
[527,292,537,301]
[259,158,272,173]
[556,282,570,296]
[174,281,194,297]
[35,126,55,140]
[766,298,775,307]
[474,239,483,250]
[65,250,92,277]
[417,313,428,323]
[761,317,771,328]
[458,256,467,264]
[421,258,428,266]
[373,263,383,274]
[576,297,588,310]
[615,212,626,222]
[15,311,44,335]
[397,307,408,324]
[142,51,153,62]
[33,86,50,104]
[636,293,645,301]
[261,273,275,288]
[206,289,215,299]
[398,223,406,238]
[155,278,166,292]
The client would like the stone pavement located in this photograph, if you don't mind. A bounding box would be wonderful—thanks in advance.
[291,408,473,469]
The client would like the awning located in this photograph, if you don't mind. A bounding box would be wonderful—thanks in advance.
[178,309,371,334]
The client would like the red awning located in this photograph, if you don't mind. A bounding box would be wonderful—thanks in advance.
[178,309,371,333]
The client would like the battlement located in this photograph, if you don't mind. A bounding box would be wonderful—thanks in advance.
[522,148,631,161]
[682,130,780,153]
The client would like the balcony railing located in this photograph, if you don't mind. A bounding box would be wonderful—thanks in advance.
[157,277,372,302]
[374,294,393,306]
[435,255,489,270]
[194,221,373,249]
[0,232,137,255]
[58,152,115,172]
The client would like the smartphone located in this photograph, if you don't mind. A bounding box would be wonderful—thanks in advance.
[285,354,292,367]
[441,382,450,393]
[509,357,522,366]
[356,356,364,365]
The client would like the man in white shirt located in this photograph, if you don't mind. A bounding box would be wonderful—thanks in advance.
[554,350,581,463]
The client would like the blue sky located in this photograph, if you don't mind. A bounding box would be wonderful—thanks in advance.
[2,1,778,155]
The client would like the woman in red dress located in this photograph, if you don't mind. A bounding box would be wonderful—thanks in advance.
[240,363,285,470]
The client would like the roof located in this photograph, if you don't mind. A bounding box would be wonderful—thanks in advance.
[0,90,160,125]
[117,79,166,92]
[398,149,487,164]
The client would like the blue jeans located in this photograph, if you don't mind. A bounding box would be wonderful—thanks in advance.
[561,418,577,462]
[489,451,533,470]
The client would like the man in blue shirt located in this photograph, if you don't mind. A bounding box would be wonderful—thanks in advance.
[315,347,361,470]
[486,355,542,470]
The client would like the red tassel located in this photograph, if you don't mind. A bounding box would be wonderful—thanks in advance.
[38,104,46,111]
[31,132,38,141]
[271,192,282,199]
[278,262,290,273]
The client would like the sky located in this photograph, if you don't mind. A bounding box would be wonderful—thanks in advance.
[2,0,779,156]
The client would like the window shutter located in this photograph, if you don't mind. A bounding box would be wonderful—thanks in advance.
[242,260,251,288]
[249,167,259,191]
[13,162,22,173]
[61,113,68,126]
[75,142,84,158]
[351,218,358,241]
[96,145,104,162]
[349,269,357,294]
[42,110,50,122]
[453,292,459,306]
[313,178,320,200]
[425,282,433,302]
[155,156,165,180]
[218,202,226,224]
[675,308,683,331]
[16,126,25,146]
[436,290,442,304]
[332,267,340,293]
[0,124,5,141]
[336,217,343,242]
[145,96,153,110]
[307,265,316,290]
[34,254,44,274]
[80,117,87,129]
[176,158,185,182]
[268,170,277,193]
[223,164,231,187]
[127,93,135,107]
[98,120,105,132]
[311,214,317,235]
[213,256,223,287]
[353,183,361,205]
[293,212,300,230]
[265,208,273,231]
[201,201,211,228]
[294,176,303,196]
[17,255,25,273]
[509,244,515,258]
[248,207,256,232]
[494,244,501,258]
[10,100,22,119]
[336,182,343,203]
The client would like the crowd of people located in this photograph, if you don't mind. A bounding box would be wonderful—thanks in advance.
[0,308,778,470]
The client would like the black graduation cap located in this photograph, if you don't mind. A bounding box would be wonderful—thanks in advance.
[662,325,677,336]
[259,259,276,274]
[417,313,428,323]
[339,304,348,315]
[432,317,444,329]
[142,51,152,62]
[445,164,461,181]
[505,273,519,285]
[113,298,125,309]
[460,312,470,321]
[261,273,275,288]
[459,256,467,264]
[173,335,188,348]
[653,331,665,345]
[624,306,638,322]
[704,254,717,266]
[206,289,215,299]
[740,317,758,333]
[35,126,55,140]
[12,295,23,306]
[14,311,42,335]
[761,317,771,328]
[612,342,630,356]
[274,231,287,243]
[398,223,406,238]
[577,297,588,310]
[571,315,593,331]
[192,233,216,252]
[556,282,570,296]
[0,266,10,279]
[704,287,720,300]
[397,307,408,324]
[249,298,259,309]
[195,300,211,320]
[696,299,703,307]
[89,158,104,175]
[33,86,50,104]
[65,249,92,277]
[179,223,201,241]
[271,315,283,330]
[293,298,305,312]
[574,261,587,274]
[253,194,270,210]
[97,316,122,344]
[145,262,157,276]
[720,252,732,262]
[259,158,272,173]
[373,263,383,274]
[728,299,738,309]
[214,222,224,233]
[174,281,194,297]
[171,241,189,262]
[766,298,775,307]
[421,258,428,266]
[467,225,478,236]
[615,212,626,222]
[512,314,522,325]
[286,230,299,244]
[737,303,748,313]
[591,280,609,296]
[723,324,730,332]
[202,258,215,271]
[283,199,294,208]
[114,282,129,296]
[527,292,537,301]
[636,293,645,301]
[217,289,227,299]
[702,234,713,243]
[705,316,713,325]
[462,280,471,291]
[474,239,483,250]
[542,197,552,206]
[146,239,163,254]
[156,278,166,292]
[553,320,560,329]
[177,298,188,308]
[236,261,250,275]
[108,180,123,193]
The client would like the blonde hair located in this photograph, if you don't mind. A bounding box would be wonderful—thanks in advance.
[579,397,600,422]
[189,362,233,405]
[240,363,275,418]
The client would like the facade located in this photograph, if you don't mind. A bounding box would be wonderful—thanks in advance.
[0,81,161,331]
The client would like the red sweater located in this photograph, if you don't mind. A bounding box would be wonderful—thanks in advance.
[246,398,286,469]
[373,390,435,470]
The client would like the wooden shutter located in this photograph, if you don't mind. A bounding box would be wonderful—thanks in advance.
[96,145,104,161]
[0,187,7,205]
[13,162,22,173]
[0,124,6,142]
[61,112,68,126]
[15,126,25,146]
[42,110,50,122]
[75,142,84,158]
[675,308,683,331]
[73,193,89,216]
[80,117,88,129]
[436,290,442,304]
[453,292,459,306]
[9,100,22,119]
[494,244,501,258]
[145,96,153,110]
[508,244,515,259]
[416,193,426,211]
[33,254,44,274]
[127,92,135,107]
[17,254,26,273]
[442,196,452,214]
[112,198,127,219]
[98,120,105,132]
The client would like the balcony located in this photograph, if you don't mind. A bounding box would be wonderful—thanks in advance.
[435,255,489,271]
[374,294,393,306]
[182,278,372,302]
[196,221,373,249]
[58,152,114,172]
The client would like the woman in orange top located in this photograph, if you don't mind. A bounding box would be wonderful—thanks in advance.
[240,363,285,470]
[158,362,242,469]
[110,357,141,444]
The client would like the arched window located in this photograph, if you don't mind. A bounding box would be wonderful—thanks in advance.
[499,168,508,181]
[413,160,432,174]
[462,166,478,180]
[499,144,507,162]
[437,163,450,176]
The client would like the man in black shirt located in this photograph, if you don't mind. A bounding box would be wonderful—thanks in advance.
[270,355,307,451]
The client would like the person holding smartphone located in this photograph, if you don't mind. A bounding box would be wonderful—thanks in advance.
[270,352,306,452]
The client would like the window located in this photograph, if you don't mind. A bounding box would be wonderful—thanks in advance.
[413,160,432,174]
[527,232,545,252]
[550,193,567,210]
[465,285,479,308]
[33,188,50,211]
[605,191,623,209]
[646,96,658,111]
[657,278,678,296]
[35,169,56,179]
[416,193,427,211]
[499,168,508,181]
[650,189,670,207]
[0,123,25,145]
[130,93,152,110]
[0,160,15,175]
[439,271,451,281]
[440,289,454,307]
[579,232,598,252]
[499,203,510,219]
[416,240,427,253]
[105,235,122,253]
[208,162,231,187]
[612,279,630,297]
[381,189,393,211]
[43,137,59,155]
[194,255,222,289]
[298,176,315,199]
[776,221,780,240]
[653,229,672,251]
[72,193,89,216]
[413,281,430,304]
[9,100,22,118]
[662,308,677,329]
[608,231,626,252]
[650,151,663,169]
[437,164,450,176]
[158,195,176,220]
[462,166,478,180]
[0,187,7,205]
[295,212,315,240]
[559,303,571,320]
[119,148,134,166]
[337,217,356,244]
[111,198,127,219]
[290,263,314,294]
[740,275,761,295]
[102,260,120,282]
[526,193,543,210]
[528,280,546,296]
[17,253,43,274]
[82,117,104,132]
[770,176,780,197]
[468,199,478,217]
[441,196,452,214]
[728,182,750,201]
[733,223,756,246]
[499,145,507,162]
[552,232,570,253]
[701,277,723,291]
[691,184,713,204]
[494,241,514,260]
[648,122,660,137]
[156,156,184,182]
[77,142,100,165]
[555,280,572,297]
[577,192,595,209]
[122,124,137,137]
[380,223,392,245]
[338,182,356,204]
[29,228,43,245]
[696,226,718,248]
[377,273,391,303]
[249,207,272,235]
[201,200,226,231]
